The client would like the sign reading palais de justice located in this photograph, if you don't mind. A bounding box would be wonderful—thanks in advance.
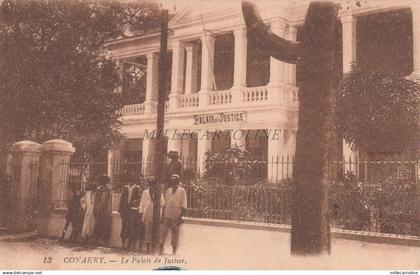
[193,111,247,125]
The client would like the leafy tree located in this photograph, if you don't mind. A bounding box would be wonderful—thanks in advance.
[337,65,420,153]
[123,62,147,105]
[0,0,160,161]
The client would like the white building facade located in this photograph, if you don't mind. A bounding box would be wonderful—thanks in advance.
[106,0,420,182]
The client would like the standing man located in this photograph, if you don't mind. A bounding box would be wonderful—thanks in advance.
[80,183,96,245]
[167,151,183,183]
[60,182,84,243]
[159,174,187,255]
[118,177,142,250]
[139,177,165,254]
[93,175,113,247]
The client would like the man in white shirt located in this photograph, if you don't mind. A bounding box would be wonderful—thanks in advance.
[159,174,187,255]
[139,177,165,254]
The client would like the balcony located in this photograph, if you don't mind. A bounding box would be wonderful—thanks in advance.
[120,84,298,118]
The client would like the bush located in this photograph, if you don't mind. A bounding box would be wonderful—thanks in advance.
[330,171,420,235]
[337,65,420,152]
[204,147,266,185]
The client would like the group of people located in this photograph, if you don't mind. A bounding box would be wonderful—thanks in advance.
[119,173,186,255]
[61,174,112,247]
[61,150,187,255]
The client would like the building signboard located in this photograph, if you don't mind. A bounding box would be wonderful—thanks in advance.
[193,111,247,125]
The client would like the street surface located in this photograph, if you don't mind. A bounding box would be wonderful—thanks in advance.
[1,223,420,269]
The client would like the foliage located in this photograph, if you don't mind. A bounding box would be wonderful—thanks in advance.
[337,64,420,153]
[330,171,420,235]
[187,168,420,235]
[329,173,371,230]
[184,181,292,223]
[0,0,160,161]
[123,62,147,105]
[203,146,266,185]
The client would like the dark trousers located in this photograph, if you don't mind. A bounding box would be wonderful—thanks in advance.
[94,215,112,245]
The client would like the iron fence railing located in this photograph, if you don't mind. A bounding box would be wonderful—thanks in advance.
[56,157,420,236]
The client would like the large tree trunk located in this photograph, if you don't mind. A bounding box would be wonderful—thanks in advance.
[290,2,339,255]
[241,1,339,255]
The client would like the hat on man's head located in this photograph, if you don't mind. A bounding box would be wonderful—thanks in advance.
[99,174,110,184]
[147,176,156,184]
[167,151,179,160]
[171,174,180,180]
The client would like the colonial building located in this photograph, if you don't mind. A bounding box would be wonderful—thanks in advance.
[106,0,420,182]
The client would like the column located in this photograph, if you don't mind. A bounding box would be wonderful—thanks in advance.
[341,15,357,74]
[185,45,199,95]
[341,15,358,174]
[169,41,185,110]
[286,25,298,85]
[142,137,156,176]
[145,53,159,115]
[231,129,247,150]
[8,141,42,232]
[412,3,420,79]
[197,134,212,176]
[267,129,288,183]
[232,27,247,104]
[269,20,287,86]
[38,139,75,236]
[199,32,215,107]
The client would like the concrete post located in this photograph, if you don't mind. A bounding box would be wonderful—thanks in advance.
[8,140,42,232]
[37,139,74,235]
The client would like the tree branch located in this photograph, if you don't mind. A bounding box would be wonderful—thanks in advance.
[241,1,301,64]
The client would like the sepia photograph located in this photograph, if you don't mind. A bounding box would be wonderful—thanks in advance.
[0,0,419,272]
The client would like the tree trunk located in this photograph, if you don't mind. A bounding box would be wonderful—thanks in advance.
[242,0,339,255]
[290,2,340,255]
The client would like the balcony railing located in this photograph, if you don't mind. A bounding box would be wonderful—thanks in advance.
[122,103,145,116]
[178,93,199,108]
[208,89,232,105]
[243,86,269,102]
[121,84,299,118]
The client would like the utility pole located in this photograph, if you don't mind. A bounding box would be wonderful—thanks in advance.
[151,8,168,255]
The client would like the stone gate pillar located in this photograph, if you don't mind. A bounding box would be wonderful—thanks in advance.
[8,140,42,232]
[37,139,74,235]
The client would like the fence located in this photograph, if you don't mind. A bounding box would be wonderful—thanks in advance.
[57,156,420,236]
